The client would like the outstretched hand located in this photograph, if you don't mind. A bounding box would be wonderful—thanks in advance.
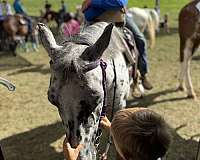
[81,0,92,12]
[63,138,84,160]
[100,116,111,131]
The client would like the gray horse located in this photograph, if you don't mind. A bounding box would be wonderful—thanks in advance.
[38,22,136,160]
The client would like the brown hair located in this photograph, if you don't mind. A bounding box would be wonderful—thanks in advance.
[111,108,171,160]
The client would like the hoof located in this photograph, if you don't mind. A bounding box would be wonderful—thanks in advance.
[132,92,144,99]
[187,94,197,100]
[177,86,185,92]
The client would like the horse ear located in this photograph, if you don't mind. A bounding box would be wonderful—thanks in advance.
[37,23,63,61]
[81,23,114,61]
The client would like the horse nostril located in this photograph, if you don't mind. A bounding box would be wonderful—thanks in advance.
[48,93,59,107]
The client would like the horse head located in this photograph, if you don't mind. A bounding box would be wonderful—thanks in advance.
[38,23,114,160]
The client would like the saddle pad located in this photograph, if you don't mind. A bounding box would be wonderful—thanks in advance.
[196,2,200,12]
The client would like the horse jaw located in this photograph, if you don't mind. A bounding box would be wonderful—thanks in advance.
[37,23,63,60]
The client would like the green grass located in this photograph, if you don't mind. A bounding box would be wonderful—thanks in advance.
[7,0,189,17]
[0,0,200,160]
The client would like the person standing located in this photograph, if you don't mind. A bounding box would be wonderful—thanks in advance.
[0,0,12,20]
[2,0,12,16]
[0,1,4,20]
[155,0,160,16]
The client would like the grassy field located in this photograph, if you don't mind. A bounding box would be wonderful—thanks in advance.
[1,0,200,160]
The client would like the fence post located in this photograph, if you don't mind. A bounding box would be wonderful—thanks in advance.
[155,0,160,16]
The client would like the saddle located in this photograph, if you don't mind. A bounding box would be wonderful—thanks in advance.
[119,27,140,81]
[117,26,139,70]
[15,14,27,25]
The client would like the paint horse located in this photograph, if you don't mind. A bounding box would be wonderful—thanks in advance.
[2,14,39,55]
[178,0,200,99]
[128,7,160,49]
[38,22,138,160]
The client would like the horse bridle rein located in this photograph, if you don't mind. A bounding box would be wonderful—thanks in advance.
[95,59,117,159]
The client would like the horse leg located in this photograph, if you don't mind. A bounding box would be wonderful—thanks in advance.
[147,20,155,49]
[183,39,196,98]
[24,35,29,52]
[9,34,18,56]
[31,34,39,52]
[178,37,187,91]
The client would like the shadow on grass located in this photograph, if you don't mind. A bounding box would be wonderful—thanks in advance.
[127,88,187,107]
[0,54,33,71]
[192,55,200,61]
[166,125,199,160]
[7,64,50,76]
[157,27,178,37]
[1,122,65,160]
[0,122,199,160]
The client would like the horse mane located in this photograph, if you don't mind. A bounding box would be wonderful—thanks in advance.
[61,22,127,60]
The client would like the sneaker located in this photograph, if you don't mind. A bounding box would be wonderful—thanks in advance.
[141,75,153,90]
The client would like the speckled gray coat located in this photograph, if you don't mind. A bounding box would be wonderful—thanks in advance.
[38,22,133,160]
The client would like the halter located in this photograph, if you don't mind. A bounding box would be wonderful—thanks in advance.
[95,59,117,159]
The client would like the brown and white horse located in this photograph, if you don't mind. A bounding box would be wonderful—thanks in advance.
[2,14,39,54]
[178,0,200,99]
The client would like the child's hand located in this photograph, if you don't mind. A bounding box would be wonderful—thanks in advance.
[100,116,111,130]
[63,138,84,160]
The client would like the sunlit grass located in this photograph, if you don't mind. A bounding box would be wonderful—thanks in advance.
[0,0,200,160]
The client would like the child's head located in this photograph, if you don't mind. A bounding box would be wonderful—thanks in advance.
[111,108,171,160]
[63,13,72,22]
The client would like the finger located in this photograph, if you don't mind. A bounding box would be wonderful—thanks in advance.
[63,137,69,144]
[66,142,72,149]
[101,117,108,122]
[100,121,108,127]
[104,116,109,122]
[76,144,84,152]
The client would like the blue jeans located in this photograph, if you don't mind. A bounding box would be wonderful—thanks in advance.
[23,15,32,34]
[125,14,148,76]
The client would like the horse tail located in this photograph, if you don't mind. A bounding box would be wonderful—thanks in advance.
[146,16,155,49]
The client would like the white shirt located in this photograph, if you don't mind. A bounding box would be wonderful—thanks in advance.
[5,3,13,15]
[0,3,13,16]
